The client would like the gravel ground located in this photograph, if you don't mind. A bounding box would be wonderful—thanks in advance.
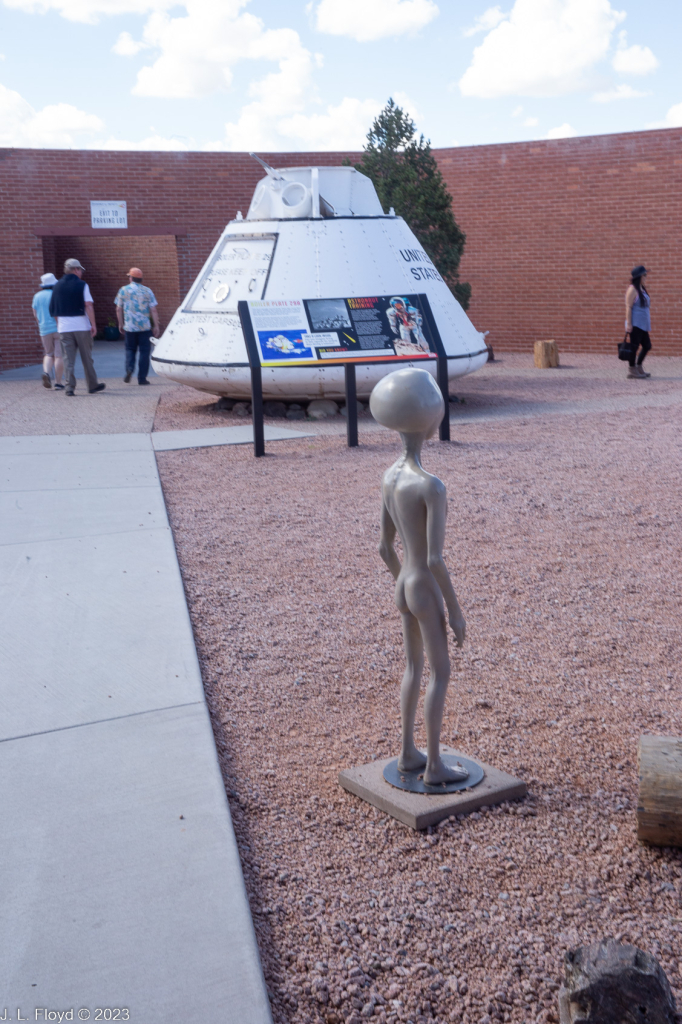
[152,353,682,434]
[155,355,682,1024]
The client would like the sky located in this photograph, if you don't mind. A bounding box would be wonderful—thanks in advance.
[0,0,680,152]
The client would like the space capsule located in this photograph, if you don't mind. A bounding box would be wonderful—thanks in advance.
[151,159,488,399]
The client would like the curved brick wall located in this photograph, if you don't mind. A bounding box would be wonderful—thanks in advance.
[1,130,680,370]
[439,129,682,357]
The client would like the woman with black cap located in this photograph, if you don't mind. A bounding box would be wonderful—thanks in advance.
[625,265,652,379]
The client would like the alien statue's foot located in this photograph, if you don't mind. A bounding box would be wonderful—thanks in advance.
[398,746,427,772]
[423,758,469,786]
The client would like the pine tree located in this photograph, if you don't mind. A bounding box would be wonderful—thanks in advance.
[353,99,471,309]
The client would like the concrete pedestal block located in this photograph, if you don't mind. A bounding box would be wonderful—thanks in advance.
[338,747,526,830]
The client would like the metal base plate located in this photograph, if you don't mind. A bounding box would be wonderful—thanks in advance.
[383,754,485,795]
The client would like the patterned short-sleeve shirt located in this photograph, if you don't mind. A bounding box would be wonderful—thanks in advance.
[114,283,158,332]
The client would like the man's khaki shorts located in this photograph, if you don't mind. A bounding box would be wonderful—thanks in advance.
[40,332,63,358]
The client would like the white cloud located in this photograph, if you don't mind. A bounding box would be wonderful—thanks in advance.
[214,33,318,149]
[277,97,382,150]
[511,104,523,116]
[116,2,322,108]
[463,5,507,37]
[112,30,148,56]
[0,82,103,146]
[592,82,648,102]
[132,2,277,99]
[523,115,539,125]
[96,133,191,150]
[2,0,170,25]
[459,0,626,99]
[612,31,658,76]
[211,85,421,152]
[546,121,577,138]
[313,0,438,42]
[647,102,682,130]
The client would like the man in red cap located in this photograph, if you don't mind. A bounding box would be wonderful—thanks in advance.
[115,267,160,385]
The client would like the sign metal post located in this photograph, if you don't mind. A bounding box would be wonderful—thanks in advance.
[344,364,358,448]
[238,301,265,457]
[419,295,450,442]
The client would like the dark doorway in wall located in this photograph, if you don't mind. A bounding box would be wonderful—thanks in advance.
[42,235,180,336]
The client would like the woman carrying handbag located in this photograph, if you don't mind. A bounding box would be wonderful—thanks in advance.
[624,264,652,379]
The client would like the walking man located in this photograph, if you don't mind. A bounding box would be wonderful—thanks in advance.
[32,272,64,390]
[115,267,160,386]
[49,258,105,396]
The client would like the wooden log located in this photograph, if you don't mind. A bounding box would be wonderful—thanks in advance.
[637,735,682,846]
[533,339,559,368]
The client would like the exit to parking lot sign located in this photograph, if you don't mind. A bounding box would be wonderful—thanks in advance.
[90,200,127,229]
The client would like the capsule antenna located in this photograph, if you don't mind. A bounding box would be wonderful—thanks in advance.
[249,153,285,180]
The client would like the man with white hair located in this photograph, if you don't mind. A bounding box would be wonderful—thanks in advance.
[49,258,105,396]
[32,272,64,390]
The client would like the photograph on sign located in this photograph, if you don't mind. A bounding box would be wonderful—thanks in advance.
[90,200,127,229]
[248,294,437,367]
[306,298,351,331]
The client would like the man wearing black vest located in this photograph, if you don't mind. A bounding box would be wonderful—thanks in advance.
[49,258,105,396]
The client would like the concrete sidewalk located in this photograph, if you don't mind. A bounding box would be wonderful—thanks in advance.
[0,429,273,1023]
[0,340,140,382]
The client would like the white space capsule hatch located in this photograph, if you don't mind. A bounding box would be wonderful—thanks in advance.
[151,159,489,399]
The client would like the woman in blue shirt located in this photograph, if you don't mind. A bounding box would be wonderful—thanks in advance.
[31,273,64,389]
[624,264,652,379]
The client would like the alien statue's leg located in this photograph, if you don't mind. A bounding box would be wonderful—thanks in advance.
[420,608,468,785]
[397,611,427,772]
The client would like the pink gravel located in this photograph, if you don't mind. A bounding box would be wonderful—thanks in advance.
[155,354,682,1024]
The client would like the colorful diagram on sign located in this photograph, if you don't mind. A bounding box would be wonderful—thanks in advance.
[257,329,314,361]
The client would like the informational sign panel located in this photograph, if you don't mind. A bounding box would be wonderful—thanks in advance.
[90,200,128,229]
[245,293,438,367]
[238,292,449,457]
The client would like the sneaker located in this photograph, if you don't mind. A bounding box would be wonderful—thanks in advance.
[138,379,150,386]
[42,372,52,389]
[627,365,644,378]
[89,382,106,394]
[639,365,651,377]
[124,370,133,383]
[66,390,75,396]
[54,383,65,390]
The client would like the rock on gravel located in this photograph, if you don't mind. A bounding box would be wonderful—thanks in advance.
[308,400,340,420]
[560,938,676,1024]
[155,361,682,1024]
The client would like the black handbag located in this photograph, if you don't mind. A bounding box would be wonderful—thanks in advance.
[618,332,633,361]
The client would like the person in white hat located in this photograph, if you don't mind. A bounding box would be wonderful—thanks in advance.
[32,272,64,389]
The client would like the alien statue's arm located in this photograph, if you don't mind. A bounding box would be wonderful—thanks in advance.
[426,480,466,647]
[379,496,402,582]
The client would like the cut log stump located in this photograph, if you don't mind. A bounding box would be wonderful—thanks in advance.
[637,734,682,846]
[534,339,559,368]
[558,938,676,1024]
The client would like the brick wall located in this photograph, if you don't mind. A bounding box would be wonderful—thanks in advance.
[1,131,680,369]
[437,130,682,356]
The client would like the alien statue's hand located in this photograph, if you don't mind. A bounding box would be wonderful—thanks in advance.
[449,611,466,648]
